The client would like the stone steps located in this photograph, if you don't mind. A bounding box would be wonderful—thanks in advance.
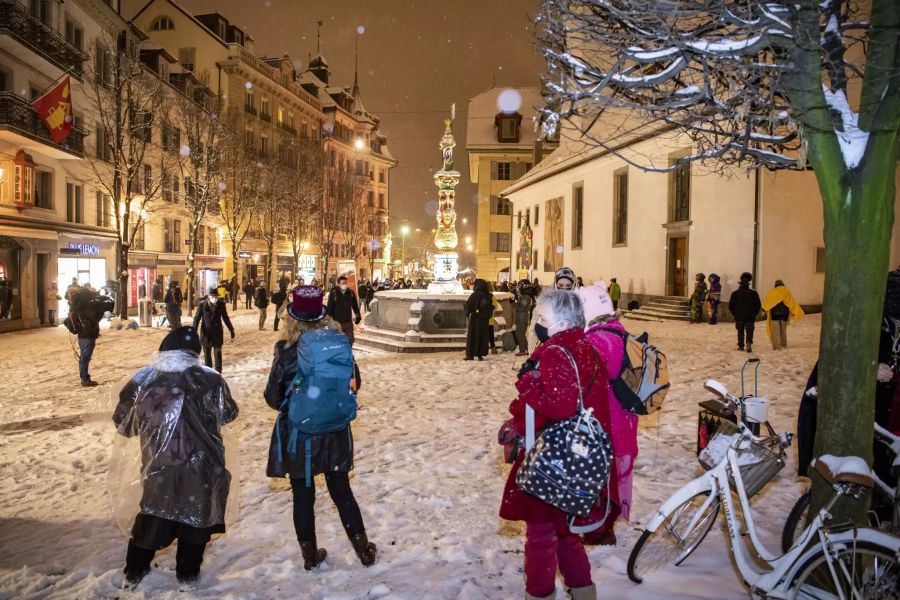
[625,296,692,322]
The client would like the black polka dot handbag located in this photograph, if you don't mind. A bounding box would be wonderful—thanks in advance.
[516,345,612,525]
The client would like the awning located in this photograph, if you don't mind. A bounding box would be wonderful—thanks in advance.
[0,225,58,241]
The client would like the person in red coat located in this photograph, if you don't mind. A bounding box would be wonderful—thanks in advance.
[500,290,610,600]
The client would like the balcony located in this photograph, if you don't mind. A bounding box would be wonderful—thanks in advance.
[0,1,87,79]
[0,92,85,158]
[244,104,257,116]
[259,112,271,123]
[280,122,297,136]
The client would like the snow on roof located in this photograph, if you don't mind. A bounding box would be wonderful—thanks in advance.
[465,86,543,149]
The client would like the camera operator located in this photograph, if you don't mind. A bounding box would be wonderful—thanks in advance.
[69,283,113,387]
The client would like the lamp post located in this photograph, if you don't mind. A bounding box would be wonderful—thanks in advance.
[400,224,410,278]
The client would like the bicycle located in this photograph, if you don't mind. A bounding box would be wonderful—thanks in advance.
[627,416,900,597]
[782,422,900,553]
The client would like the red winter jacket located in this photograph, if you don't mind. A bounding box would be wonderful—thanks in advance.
[499,327,611,531]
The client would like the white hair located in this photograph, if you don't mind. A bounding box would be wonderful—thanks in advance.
[536,289,585,330]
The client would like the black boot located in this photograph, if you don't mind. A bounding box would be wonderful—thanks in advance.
[299,540,327,571]
[350,533,377,566]
[746,343,753,353]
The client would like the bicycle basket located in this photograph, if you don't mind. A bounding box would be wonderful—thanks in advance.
[698,421,785,498]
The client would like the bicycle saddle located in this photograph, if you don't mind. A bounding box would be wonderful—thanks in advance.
[813,454,874,488]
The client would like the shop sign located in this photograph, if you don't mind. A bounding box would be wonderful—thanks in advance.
[68,242,100,255]
[239,251,252,259]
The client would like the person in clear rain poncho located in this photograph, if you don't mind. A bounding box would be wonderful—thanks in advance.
[110,326,239,590]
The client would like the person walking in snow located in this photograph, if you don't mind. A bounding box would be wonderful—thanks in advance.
[242,280,254,310]
[113,326,238,591]
[326,275,362,345]
[192,287,235,373]
[255,281,270,331]
[577,282,640,547]
[270,279,288,332]
[264,286,376,571]
[514,279,535,356]
[608,278,621,311]
[690,273,707,323]
[464,278,493,360]
[499,290,606,600]
[164,281,183,329]
[762,279,804,350]
[707,273,722,324]
[728,272,762,352]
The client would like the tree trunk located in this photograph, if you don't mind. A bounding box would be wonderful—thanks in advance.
[185,223,198,312]
[266,241,274,292]
[231,251,240,311]
[811,136,896,522]
[117,244,129,321]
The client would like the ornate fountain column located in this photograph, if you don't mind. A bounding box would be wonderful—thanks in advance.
[428,118,465,294]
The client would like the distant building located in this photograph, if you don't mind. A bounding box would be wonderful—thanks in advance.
[465,86,554,283]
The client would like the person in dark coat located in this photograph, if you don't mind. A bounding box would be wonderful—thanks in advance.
[192,287,235,373]
[325,275,361,345]
[365,281,376,312]
[464,279,493,361]
[499,290,606,599]
[264,285,376,571]
[0,279,12,319]
[113,326,238,590]
[70,284,103,386]
[514,280,535,356]
[706,273,722,324]
[270,280,288,332]
[242,280,254,310]
[255,282,269,331]
[164,282,183,329]
[151,278,163,303]
[728,272,762,352]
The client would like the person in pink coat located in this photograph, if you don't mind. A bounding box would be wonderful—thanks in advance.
[577,282,640,545]
[499,290,610,600]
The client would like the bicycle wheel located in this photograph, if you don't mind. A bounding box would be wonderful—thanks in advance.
[782,491,811,553]
[627,491,720,584]
[787,540,900,599]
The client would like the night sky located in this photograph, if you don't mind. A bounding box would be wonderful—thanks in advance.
[124,0,545,242]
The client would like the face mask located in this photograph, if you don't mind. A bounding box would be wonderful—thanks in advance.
[340,284,348,291]
[534,323,551,342]
[209,295,218,303]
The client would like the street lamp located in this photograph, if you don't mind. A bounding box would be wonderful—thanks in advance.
[400,224,410,277]
[354,138,365,151]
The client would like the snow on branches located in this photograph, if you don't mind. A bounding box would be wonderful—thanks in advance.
[537,0,876,171]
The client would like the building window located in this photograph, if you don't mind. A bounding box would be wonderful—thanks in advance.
[34,170,52,209]
[30,0,51,24]
[496,113,521,143]
[613,170,628,246]
[367,191,374,207]
[151,16,174,31]
[164,218,182,253]
[572,183,584,250]
[277,108,284,126]
[178,47,196,72]
[65,19,84,51]
[94,42,112,88]
[245,129,254,148]
[525,207,530,227]
[815,247,826,273]
[491,161,512,181]
[260,97,270,119]
[95,125,110,161]
[378,193,384,208]
[490,195,511,215]
[95,191,111,227]
[66,183,83,224]
[162,123,181,151]
[491,232,511,253]
[534,204,539,225]
[260,135,268,157]
[671,159,691,222]
[131,213,145,250]
[143,164,152,195]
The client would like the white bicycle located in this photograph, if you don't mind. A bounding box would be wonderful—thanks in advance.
[627,383,900,598]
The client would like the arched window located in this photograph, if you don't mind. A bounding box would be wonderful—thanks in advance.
[150,16,174,31]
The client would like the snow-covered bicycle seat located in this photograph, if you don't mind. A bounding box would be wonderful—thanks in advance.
[813,454,874,488]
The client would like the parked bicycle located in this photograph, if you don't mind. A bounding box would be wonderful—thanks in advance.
[782,422,900,553]
[627,380,900,599]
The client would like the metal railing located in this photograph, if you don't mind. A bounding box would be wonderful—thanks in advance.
[0,92,85,155]
[0,0,87,78]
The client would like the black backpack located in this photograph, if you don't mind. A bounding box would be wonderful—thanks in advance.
[770,302,790,320]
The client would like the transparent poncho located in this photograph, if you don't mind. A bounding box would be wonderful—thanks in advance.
[107,350,240,535]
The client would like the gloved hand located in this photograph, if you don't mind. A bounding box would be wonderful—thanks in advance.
[517,358,537,380]
[355,316,361,325]
[230,330,235,340]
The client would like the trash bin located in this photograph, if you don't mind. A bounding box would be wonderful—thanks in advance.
[138,298,153,328]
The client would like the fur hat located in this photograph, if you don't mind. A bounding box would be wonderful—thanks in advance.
[576,281,616,323]
[287,285,327,321]
[159,326,201,355]
[554,267,576,287]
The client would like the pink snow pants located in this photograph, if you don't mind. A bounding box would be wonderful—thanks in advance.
[524,521,592,597]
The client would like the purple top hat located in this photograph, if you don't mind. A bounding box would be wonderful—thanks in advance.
[287,285,327,321]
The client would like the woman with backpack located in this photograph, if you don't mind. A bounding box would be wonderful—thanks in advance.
[762,279,804,350]
[576,282,641,546]
[263,285,376,571]
[499,290,610,600]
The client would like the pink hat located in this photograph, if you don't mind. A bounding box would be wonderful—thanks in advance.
[576,281,616,323]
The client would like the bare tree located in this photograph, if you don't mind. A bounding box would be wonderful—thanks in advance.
[218,109,261,308]
[343,176,373,264]
[84,30,169,319]
[281,138,323,284]
[317,162,356,283]
[169,73,225,309]
[539,0,900,517]
[257,161,283,291]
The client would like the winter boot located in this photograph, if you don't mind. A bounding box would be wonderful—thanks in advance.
[349,533,377,566]
[746,343,753,353]
[299,540,327,571]
[567,583,597,600]
[122,568,149,591]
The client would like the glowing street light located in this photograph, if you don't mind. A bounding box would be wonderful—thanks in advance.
[400,225,410,276]
[354,138,365,151]
[464,235,472,245]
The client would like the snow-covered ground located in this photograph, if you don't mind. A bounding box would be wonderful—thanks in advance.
[0,309,821,599]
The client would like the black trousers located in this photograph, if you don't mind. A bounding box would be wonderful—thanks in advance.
[125,540,206,580]
[202,344,223,373]
[735,320,755,348]
[244,294,252,309]
[290,472,365,543]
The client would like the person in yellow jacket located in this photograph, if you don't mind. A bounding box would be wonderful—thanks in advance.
[761,279,804,350]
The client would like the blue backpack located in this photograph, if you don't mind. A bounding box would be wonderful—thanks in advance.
[281,328,358,485]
